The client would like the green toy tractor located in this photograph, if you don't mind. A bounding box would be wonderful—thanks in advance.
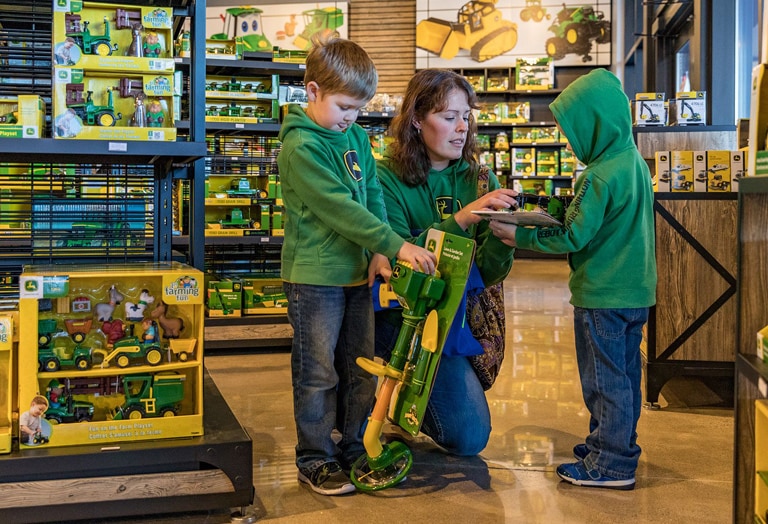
[545,3,610,62]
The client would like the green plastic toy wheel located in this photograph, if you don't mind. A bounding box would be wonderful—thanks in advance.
[350,440,413,491]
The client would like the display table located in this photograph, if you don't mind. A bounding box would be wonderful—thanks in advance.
[644,192,738,405]
[0,370,253,524]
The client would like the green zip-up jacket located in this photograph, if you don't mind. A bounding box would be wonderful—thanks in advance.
[377,154,514,287]
[277,104,404,285]
[515,68,657,308]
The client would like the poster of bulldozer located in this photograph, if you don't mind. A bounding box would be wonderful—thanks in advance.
[416,1,611,69]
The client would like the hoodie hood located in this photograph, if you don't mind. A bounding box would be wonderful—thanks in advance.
[550,69,634,165]
[278,104,348,146]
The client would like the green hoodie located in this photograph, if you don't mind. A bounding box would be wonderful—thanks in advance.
[515,68,657,308]
[277,104,404,285]
[377,155,514,287]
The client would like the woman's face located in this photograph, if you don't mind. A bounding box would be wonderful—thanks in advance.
[415,88,470,171]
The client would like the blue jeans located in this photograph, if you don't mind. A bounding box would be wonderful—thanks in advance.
[284,282,376,472]
[573,307,648,479]
[375,313,491,456]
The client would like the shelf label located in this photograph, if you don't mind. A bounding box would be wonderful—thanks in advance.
[108,142,128,152]
[760,377,767,397]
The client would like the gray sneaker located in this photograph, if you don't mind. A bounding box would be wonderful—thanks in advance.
[298,461,355,495]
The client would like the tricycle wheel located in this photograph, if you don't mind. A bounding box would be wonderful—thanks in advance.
[350,440,412,491]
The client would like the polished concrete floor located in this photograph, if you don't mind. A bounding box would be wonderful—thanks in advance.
[99,259,734,523]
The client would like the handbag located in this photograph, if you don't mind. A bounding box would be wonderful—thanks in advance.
[467,166,506,390]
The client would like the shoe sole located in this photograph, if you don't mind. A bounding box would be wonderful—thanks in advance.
[557,469,636,490]
[298,471,356,495]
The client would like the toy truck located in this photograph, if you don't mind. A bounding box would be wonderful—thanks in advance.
[111,373,185,420]
[96,335,163,368]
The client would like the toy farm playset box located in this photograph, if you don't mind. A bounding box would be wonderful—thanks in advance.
[51,1,177,140]
[17,262,204,449]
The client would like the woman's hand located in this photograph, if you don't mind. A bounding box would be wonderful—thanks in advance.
[454,188,518,230]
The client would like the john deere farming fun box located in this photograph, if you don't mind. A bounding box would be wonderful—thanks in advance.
[17,262,204,448]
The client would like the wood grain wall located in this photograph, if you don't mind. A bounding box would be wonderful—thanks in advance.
[349,0,416,96]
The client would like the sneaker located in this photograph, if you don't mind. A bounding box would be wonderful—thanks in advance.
[573,443,589,460]
[298,461,356,495]
[556,461,635,491]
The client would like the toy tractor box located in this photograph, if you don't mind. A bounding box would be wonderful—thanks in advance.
[0,312,16,454]
[536,149,560,177]
[206,277,242,317]
[670,91,707,126]
[17,262,204,448]
[706,150,732,192]
[242,278,287,315]
[52,2,175,73]
[512,147,535,176]
[671,150,694,192]
[0,95,45,138]
[53,67,176,140]
[731,150,744,192]
[499,102,530,124]
[513,178,554,196]
[205,99,279,124]
[693,151,708,192]
[654,151,671,192]
[515,57,554,90]
[205,74,278,101]
[634,92,665,127]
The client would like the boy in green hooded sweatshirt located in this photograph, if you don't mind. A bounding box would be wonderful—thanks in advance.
[277,37,436,496]
[490,68,657,490]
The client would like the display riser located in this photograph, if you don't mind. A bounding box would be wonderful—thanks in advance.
[0,371,252,523]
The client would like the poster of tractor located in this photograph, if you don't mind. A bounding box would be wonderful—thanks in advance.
[416,1,611,69]
[205,2,348,53]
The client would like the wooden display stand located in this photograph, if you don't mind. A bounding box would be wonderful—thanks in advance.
[645,193,738,405]
[0,371,253,524]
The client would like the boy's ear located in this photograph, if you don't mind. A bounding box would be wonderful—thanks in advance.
[305,81,320,102]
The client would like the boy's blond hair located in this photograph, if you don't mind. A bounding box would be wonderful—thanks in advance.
[303,36,378,101]
[31,395,48,408]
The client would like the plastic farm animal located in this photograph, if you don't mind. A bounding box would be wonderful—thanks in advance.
[151,301,184,339]
[124,289,155,321]
[95,285,125,321]
[101,318,126,348]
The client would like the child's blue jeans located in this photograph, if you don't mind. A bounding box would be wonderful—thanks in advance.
[573,306,649,479]
[284,282,376,472]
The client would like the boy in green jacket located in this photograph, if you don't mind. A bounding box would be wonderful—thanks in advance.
[277,37,435,496]
[490,68,657,490]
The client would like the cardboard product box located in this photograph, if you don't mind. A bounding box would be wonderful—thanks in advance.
[494,150,510,170]
[730,150,745,192]
[749,64,768,177]
[515,57,554,90]
[512,148,535,176]
[0,95,45,138]
[485,70,509,92]
[205,99,279,124]
[633,93,665,126]
[499,102,530,124]
[654,151,671,192]
[464,73,485,92]
[693,151,708,192]
[758,325,768,362]
[206,278,242,317]
[513,178,553,196]
[17,262,205,449]
[536,150,559,177]
[511,127,534,144]
[671,150,694,192]
[671,91,707,126]
[533,126,558,144]
[53,67,176,140]
[205,74,278,101]
[475,103,500,124]
[271,205,284,236]
[242,278,287,315]
[706,150,732,192]
[560,149,576,177]
[52,2,175,73]
[0,312,15,454]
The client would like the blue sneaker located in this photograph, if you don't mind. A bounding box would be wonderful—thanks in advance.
[573,443,589,460]
[556,461,635,490]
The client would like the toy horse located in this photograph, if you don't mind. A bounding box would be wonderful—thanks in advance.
[124,289,155,321]
[150,300,184,339]
[94,285,125,322]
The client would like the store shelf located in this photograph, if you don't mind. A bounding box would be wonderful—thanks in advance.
[0,138,206,164]
[0,370,253,523]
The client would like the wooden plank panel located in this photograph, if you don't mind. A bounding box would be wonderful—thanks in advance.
[350,0,416,95]
[0,470,234,508]
[653,199,737,362]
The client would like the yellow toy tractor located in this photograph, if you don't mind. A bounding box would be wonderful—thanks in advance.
[416,0,518,62]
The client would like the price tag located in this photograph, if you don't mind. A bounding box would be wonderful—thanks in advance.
[108,142,128,152]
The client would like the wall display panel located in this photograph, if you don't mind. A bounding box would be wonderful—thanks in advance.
[205,2,348,52]
[415,1,611,69]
